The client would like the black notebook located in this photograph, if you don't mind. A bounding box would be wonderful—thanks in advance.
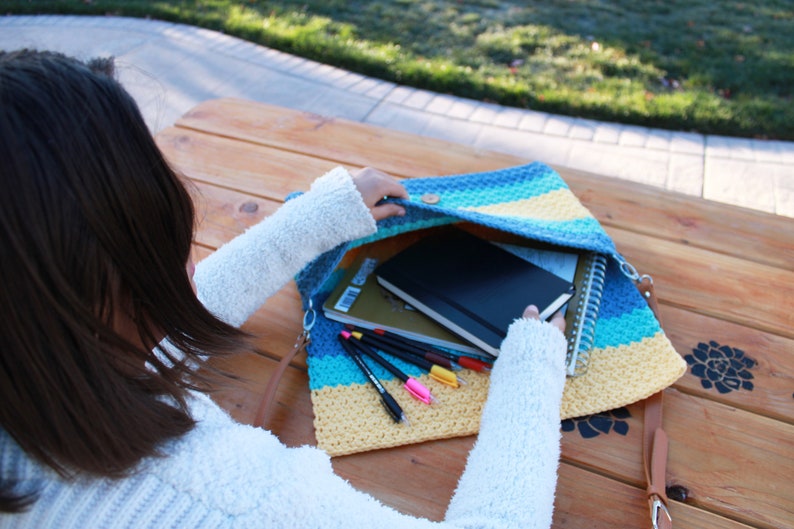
[375,228,576,356]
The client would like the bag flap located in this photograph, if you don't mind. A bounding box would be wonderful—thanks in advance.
[296,162,618,302]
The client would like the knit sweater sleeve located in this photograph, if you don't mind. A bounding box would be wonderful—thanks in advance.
[443,317,568,529]
[192,166,376,327]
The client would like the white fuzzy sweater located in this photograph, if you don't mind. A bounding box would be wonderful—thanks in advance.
[0,167,567,529]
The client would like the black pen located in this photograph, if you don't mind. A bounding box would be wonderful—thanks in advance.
[366,326,493,373]
[337,334,408,424]
[347,325,493,373]
[347,326,461,371]
[349,331,465,388]
[340,331,436,405]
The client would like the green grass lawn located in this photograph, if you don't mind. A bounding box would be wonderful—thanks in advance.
[5,0,794,140]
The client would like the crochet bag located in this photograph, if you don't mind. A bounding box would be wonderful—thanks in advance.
[259,162,685,461]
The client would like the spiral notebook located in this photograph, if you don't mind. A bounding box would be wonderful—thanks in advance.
[494,242,607,376]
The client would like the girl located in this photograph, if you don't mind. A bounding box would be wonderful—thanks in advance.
[0,49,567,529]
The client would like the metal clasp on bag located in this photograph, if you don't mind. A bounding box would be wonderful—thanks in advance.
[615,253,653,286]
[297,298,316,346]
[651,497,672,529]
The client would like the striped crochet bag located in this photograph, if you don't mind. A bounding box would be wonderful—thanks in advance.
[293,162,686,457]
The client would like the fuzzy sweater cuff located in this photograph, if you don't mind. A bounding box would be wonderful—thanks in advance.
[194,167,376,327]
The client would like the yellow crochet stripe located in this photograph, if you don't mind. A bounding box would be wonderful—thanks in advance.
[312,372,490,457]
[461,188,593,221]
[560,332,686,419]
[312,332,686,457]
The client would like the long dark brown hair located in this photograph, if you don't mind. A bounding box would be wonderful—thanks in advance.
[0,50,252,511]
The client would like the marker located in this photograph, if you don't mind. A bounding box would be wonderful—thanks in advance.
[350,331,465,388]
[337,334,408,424]
[340,331,436,405]
[350,327,460,371]
[370,327,493,373]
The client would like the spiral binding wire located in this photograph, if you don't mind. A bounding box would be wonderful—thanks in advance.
[567,253,608,376]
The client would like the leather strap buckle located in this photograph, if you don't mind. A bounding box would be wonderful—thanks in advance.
[651,496,672,529]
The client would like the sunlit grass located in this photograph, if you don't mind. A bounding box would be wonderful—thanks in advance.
[5,0,793,139]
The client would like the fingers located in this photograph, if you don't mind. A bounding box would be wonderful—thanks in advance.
[548,310,566,332]
[351,167,409,220]
[377,175,410,200]
[521,305,567,332]
[370,202,407,221]
[352,167,409,199]
[522,304,540,319]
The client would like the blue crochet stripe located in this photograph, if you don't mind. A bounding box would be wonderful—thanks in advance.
[593,306,664,349]
[403,161,558,193]
[598,262,649,318]
[402,168,567,211]
[307,354,424,390]
[307,317,425,390]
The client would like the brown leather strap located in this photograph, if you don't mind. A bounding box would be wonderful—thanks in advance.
[637,278,673,529]
[253,332,310,430]
[643,391,672,529]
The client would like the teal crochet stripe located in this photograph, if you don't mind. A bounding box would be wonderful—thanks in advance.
[307,354,421,390]
[402,169,567,210]
[592,305,664,350]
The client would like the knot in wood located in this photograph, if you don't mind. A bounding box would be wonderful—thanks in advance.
[239,201,259,213]
[665,484,690,502]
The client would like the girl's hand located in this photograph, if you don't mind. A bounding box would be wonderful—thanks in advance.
[522,304,567,333]
[351,167,409,221]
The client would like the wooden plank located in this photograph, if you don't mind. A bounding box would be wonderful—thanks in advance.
[611,226,794,338]
[665,391,794,529]
[175,98,520,177]
[563,168,794,271]
[171,99,794,271]
[554,463,757,529]
[661,305,794,423]
[156,127,339,201]
[188,181,279,249]
[559,388,794,529]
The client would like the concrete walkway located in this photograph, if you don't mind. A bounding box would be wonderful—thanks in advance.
[2,14,793,217]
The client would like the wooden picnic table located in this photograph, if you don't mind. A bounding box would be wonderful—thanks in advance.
[155,98,794,529]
